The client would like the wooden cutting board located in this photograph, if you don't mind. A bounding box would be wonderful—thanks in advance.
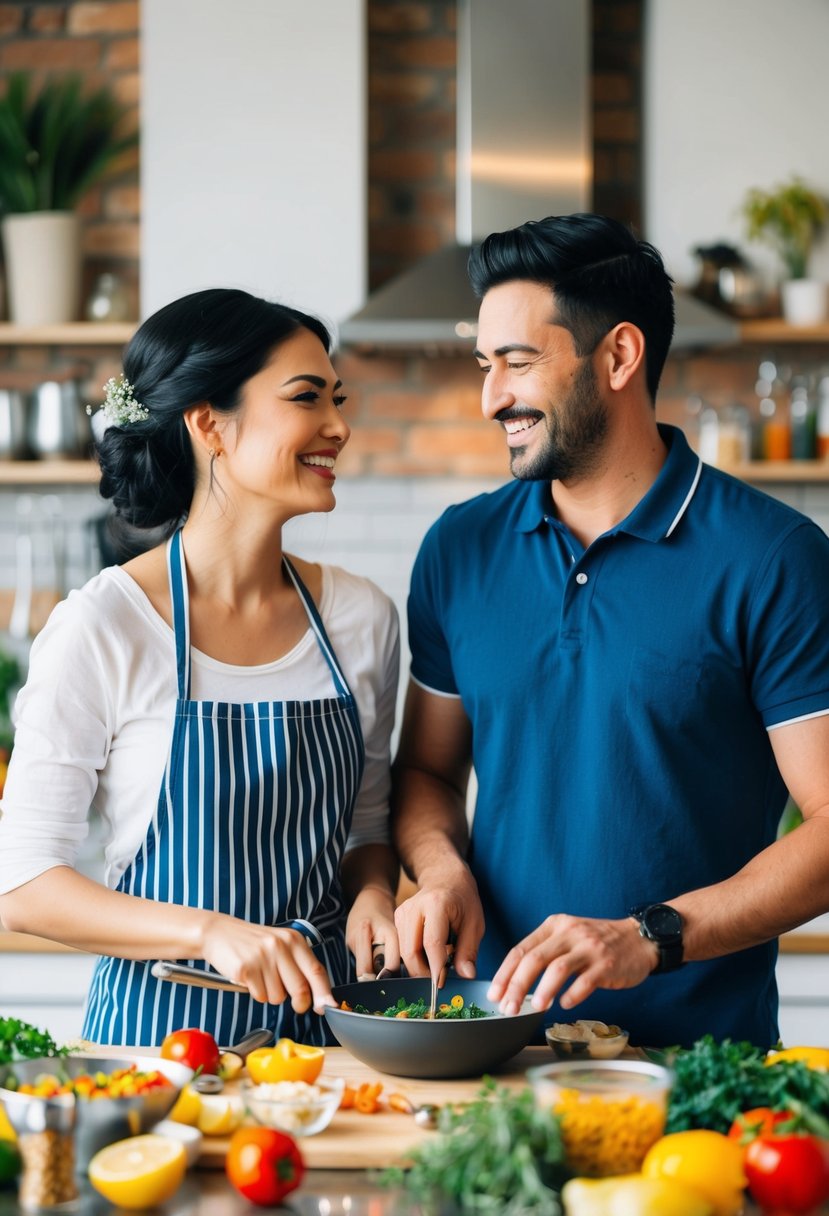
[197,1045,552,1170]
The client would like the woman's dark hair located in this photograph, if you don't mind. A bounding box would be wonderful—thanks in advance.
[468,213,675,401]
[96,288,331,534]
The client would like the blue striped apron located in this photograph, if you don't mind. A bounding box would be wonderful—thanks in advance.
[82,529,365,1046]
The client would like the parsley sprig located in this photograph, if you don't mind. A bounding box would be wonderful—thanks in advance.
[0,1017,67,1067]
[381,1078,566,1215]
[665,1035,829,1135]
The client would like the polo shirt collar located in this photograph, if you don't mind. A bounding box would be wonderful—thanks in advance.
[616,423,702,542]
[513,423,702,541]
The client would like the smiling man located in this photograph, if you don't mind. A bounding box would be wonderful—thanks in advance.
[391,213,829,1048]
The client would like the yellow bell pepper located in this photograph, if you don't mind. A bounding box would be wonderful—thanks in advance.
[765,1045,829,1070]
[562,1175,714,1216]
[245,1038,325,1084]
[641,1131,746,1216]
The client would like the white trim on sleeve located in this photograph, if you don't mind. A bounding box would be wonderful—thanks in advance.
[767,707,829,731]
[410,673,462,699]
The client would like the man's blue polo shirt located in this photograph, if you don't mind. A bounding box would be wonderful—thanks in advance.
[407,424,829,1048]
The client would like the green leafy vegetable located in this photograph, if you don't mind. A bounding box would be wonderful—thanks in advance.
[666,1035,829,1135]
[381,1078,566,1215]
[0,1017,67,1067]
[353,996,490,1020]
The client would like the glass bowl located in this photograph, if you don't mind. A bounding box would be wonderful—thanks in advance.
[528,1058,673,1177]
[545,1019,629,1060]
[240,1076,345,1137]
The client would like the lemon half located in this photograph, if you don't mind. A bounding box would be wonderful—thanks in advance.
[88,1134,186,1209]
[196,1093,245,1136]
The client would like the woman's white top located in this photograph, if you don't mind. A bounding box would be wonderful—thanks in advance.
[0,562,399,894]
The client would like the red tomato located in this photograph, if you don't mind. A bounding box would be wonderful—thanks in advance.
[159,1027,220,1075]
[744,1133,829,1213]
[225,1126,305,1207]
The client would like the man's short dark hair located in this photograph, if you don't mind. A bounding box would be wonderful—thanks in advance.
[468,213,675,401]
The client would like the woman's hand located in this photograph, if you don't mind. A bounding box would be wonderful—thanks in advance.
[346,885,400,978]
[200,913,335,1014]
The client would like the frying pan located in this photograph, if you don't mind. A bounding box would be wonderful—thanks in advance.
[324,977,544,1079]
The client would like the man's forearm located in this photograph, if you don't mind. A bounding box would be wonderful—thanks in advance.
[671,813,829,960]
[391,764,471,883]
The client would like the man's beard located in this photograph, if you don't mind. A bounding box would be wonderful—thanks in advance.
[510,358,609,482]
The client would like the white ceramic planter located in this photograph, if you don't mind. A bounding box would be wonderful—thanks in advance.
[781,277,828,326]
[1,211,81,324]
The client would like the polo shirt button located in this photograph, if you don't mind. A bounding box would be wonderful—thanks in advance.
[576,572,588,585]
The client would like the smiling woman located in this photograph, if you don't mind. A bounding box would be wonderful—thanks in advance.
[0,288,401,1050]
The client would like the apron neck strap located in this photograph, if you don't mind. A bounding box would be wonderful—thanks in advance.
[166,532,352,702]
[167,529,191,699]
[283,557,350,699]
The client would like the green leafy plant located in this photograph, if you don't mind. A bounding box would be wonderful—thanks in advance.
[0,1016,67,1067]
[665,1036,829,1135]
[742,177,828,280]
[0,71,137,216]
[381,1078,567,1215]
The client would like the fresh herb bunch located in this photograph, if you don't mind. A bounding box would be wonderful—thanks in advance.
[0,1017,67,1067]
[381,1078,566,1215]
[354,996,490,1020]
[666,1035,829,1135]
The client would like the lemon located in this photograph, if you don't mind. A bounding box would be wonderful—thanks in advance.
[167,1083,202,1127]
[88,1134,186,1209]
[563,1175,714,1216]
[642,1131,746,1216]
[0,1106,15,1141]
[196,1093,245,1136]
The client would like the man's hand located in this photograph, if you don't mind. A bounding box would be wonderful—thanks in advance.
[394,861,485,983]
[487,913,658,1015]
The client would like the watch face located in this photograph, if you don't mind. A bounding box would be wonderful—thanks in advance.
[644,904,682,940]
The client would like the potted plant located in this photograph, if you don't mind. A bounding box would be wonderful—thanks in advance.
[0,72,138,325]
[742,176,828,325]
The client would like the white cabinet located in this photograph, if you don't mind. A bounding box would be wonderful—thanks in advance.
[776,949,829,1047]
[0,951,97,1044]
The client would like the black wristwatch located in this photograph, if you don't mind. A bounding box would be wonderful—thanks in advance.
[629,903,684,974]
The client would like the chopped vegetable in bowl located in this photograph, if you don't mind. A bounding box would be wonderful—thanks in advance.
[341,995,490,1020]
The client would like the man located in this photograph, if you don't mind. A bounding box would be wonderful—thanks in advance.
[391,213,829,1048]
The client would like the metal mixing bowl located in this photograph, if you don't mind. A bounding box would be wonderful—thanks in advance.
[0,1054,193,1172]
[324,977,543,1079]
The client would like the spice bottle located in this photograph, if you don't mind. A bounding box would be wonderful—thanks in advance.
[790,380,817,460]
[817,376,829,459]
[17,1128,78,1210]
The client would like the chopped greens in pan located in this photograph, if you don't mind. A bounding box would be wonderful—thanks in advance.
[340,995,491,1020]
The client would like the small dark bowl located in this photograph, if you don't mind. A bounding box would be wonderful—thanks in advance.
[324,977,543,1079]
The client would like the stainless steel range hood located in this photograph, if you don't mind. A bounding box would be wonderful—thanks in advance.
[339,0,738,354]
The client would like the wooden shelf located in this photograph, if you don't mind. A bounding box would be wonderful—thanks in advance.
[0,459,100,485]
[722,460,829,482]
[0,322,135,345]
[739,319,829,344]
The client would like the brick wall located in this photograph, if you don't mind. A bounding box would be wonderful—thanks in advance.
[0,1,139,401]
[0,0,819,481]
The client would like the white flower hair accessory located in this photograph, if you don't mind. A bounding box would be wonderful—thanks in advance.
[86,375,149,426]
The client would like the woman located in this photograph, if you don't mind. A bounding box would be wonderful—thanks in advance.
[0,288,401,1046]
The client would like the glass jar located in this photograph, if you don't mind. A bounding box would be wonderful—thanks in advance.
[84,273,132,323]
[716,403,751,466]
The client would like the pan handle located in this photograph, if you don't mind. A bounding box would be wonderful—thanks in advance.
[151,960,248,993]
